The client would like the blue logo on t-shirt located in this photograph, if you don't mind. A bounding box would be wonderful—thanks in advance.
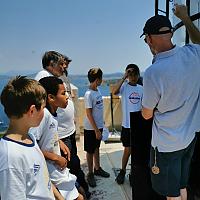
[33,163,40,176]
[49,122,56,129]
[96,99,103,105]
[129,92,141,104]
[96,95,103,109]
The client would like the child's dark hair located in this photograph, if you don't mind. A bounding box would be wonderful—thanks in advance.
[39,76,64,110]
[39,76,63,96]
[42,51,64,69]
[0,76,46,118]
[126,64,140,76]
[87,68,103,83]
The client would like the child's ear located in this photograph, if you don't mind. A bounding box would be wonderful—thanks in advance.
[47,94,55,102]
[95,78,99,84]
[27,105,36,116]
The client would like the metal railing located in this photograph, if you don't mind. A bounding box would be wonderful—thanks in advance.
[155,0,200,44]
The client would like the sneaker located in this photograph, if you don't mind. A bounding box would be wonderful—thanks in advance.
[94,167,110,178]
[87,173,96,187]
[115,169,126,184]
[85,190,91,199]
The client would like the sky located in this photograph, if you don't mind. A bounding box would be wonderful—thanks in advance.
[0,0,170,75]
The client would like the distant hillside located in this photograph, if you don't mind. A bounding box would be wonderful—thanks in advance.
[0,71,144,89]
[3,70,38,76]
[0,75,11,79]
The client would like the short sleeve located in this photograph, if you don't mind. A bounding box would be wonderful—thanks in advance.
[34,70,52,81]
[84,91,93,109]
[119,82,126,95]
[142,69,160,110]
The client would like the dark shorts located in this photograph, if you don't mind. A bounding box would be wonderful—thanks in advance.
[61,131,77,155]
[121,127,131,147]
[150,136,197,197]
[84,129,102,154]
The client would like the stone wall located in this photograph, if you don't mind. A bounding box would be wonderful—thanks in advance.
[76,96,122,135]
[71,84,122,139]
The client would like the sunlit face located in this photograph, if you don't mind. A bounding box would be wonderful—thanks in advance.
[53,84,69,109]
[126,69,139,84]
[64,60,70,70]
[144,34,157,55]
[51,58,67,77]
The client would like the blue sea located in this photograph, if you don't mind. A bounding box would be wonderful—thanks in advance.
[0,77,10,131]
[0,73,122,131]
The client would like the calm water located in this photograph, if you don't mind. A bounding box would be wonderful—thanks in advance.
[0,75,117,130]
[0,77,10,131]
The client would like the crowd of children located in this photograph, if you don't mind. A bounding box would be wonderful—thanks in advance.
[0,48,136,199]
[0,51,118,200]
[0,51,138,200]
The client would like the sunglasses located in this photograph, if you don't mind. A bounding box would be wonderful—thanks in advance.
[144,34,150,43]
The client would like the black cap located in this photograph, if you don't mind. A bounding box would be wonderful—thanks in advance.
[140,15,173,38]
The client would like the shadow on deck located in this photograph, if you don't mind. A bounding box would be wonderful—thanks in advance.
[77,135,132,200]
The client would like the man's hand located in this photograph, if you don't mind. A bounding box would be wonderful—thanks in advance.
[173,4,189,21]
[59,140,71,161]
[173,4,200,44]
[142,106,153,120]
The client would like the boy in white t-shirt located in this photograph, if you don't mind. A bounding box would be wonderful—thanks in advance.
[0,76,55,200]
[113,64,143,185]
[35,51,90,199]
[31,76,83,200]
[84,68,110,188]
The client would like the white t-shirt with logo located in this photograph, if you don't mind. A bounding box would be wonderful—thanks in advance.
[119,82,143,128]
[35,70,76,139]
[0,133,55,200]
[84,88,104,130]
[30,108,78,200]
[57,99,76,139]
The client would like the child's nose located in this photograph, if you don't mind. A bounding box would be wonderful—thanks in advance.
[65,92,69,99]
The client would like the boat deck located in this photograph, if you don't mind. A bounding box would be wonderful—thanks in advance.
[77,135,132,200]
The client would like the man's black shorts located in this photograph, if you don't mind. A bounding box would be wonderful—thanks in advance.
[150,136,197,197]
